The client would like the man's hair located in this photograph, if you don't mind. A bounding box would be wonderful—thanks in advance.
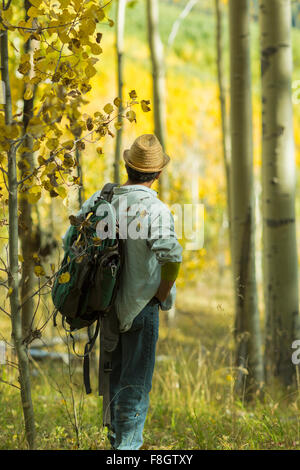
[125,164,160,183]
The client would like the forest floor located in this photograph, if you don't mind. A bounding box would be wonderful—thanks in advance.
[1,269,300,450]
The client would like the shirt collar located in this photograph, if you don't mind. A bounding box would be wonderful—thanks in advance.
[113,184,158,198]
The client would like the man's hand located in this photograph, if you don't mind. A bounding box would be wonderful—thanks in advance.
[155,280,175,304]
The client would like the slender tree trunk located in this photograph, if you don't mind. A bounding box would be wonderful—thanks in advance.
[1,27,36,449]
[229,0,264,394]
[68,101,84,209]
[114,0,126,184]
[215,0,232,255]
[259,0,299,385]
[146,0,168,200]
[75,147,84,207]
[19,0,36,341]
[19,132,35,341]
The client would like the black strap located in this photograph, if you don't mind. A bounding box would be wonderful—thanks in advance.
[82,318,101,394]
[98,316,113,427]
[100,182,118,203]
[83,343,92,394]
[102,350,112,427]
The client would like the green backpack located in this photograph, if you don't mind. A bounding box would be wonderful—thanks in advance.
[52,183,122,396]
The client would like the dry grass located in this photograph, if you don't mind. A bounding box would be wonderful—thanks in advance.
[1,269,300,449]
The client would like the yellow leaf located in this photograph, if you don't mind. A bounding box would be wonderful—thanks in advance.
[96,9,105,21]
[18,61,31,75]
[90,43,102,55]
[62,140,74,150]
[32,141,40,151]
[85,63,97,78]
[18,254,24,263]
[28,185,41,194]
[129,90,137,99]
[44,162,56,173]
[126,110,136,123]
[46,138,59,150]
[141,100,151,112]
[38,155,46,166]
[62,154,74,169]
[56,186,67,199]
[34,265,45,277]
[24,87,33,100]
[27,6,41,17]
[29,0,41,6]
[58,272,70,284]
[59,0,69,8]
[27,191,41,204]
[58,29,69,44]
[75,234,82,246]
[103,103,114,114]
[28,116,44,138]
[114,122,122,130]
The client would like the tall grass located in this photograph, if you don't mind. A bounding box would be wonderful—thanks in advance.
[1,298,300,450]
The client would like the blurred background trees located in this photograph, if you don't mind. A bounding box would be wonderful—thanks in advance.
[1,0,300,449]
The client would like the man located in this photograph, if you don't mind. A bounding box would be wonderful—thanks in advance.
[68,134,182,449]
[106,134,182,450]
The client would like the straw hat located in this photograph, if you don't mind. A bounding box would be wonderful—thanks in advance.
[123,134,170,173]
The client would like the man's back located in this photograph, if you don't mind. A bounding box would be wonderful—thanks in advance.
[111,184,182,332]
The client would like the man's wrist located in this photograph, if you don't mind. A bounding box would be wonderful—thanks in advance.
[153,296,162,306]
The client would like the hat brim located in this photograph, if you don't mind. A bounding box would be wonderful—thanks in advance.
[123,149,170,173]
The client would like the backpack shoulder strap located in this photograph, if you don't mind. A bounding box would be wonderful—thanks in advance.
[100,182,118,203]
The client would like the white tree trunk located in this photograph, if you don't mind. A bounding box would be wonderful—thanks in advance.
[259,0,299,385]
[229,0,264,394]
[1,26,36,449]
[146,0,168,200]
[114,0,127,184]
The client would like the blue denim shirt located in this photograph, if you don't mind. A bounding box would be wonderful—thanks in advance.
[63,184,182,332]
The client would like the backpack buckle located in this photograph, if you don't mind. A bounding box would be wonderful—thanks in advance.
[104,361,112,373]
[111,264,117,278]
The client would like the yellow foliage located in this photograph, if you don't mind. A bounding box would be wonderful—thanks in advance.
[59,272,70,284]
[34,265,45,277]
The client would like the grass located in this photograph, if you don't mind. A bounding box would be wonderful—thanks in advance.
[1,270,300,450]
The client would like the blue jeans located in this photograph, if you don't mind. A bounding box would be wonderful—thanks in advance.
[108,301,159,450]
